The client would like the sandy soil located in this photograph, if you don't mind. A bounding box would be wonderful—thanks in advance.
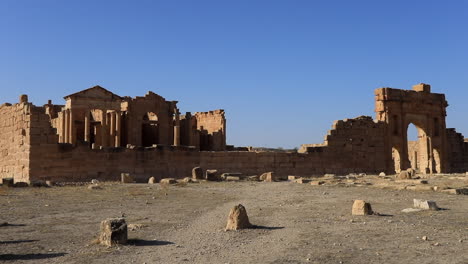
[1,176,467,264]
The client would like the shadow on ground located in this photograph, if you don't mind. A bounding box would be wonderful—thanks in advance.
[0,253,67,261]
[127,239,174,246]
[251,225,285,230]
[0,240,39,244]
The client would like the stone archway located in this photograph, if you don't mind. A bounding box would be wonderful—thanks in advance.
[375,83,448,174]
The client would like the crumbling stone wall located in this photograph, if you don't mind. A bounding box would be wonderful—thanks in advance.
[0,102,31,182]
[193,110,226,151]
[446,128,468,172]
[300,116,387,174]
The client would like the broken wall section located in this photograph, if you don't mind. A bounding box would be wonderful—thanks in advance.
[194,110,226,151]
[301,116,387,174]
[446,128,468,172]
[0,101,31,182]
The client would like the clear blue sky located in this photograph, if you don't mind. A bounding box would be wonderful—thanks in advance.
[1,0,467,148]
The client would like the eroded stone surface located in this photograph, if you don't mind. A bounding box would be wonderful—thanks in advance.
[99,218,127,246]
[225,204,252,231]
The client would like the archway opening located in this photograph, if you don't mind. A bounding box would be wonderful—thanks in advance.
[406,123,429,173]
[407,124,419,171]
[392,147,401,173]
[142,112,159,147]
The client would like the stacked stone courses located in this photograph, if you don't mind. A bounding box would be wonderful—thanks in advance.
[1,84,468,183]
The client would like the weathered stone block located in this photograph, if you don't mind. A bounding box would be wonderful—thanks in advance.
[397,171,411,180]
[148,177,155,184]
[192,167,203,179]
[99,218,127,246]
[225,204,252,231]
[259,172,275,182]
[352,200,373,215]
[288,175,299,181]
[310,181,325,186]
[413,199,438,210]
[205,169,218,181]
[121,173,134,183]
[160,178,177,184]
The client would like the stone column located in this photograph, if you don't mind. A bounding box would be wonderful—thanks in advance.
[84,112,90,143]
[64,110,70,143]
[173,110,180,146]
[110,111,116,146]
[101,110,108,147]
[70,109,76,145]
[115,112,121,147]
[60,111,66,143]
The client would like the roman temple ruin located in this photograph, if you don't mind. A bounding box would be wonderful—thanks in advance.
[1,83,468,183]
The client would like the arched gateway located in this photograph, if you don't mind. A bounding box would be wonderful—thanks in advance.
[375,83,448,174]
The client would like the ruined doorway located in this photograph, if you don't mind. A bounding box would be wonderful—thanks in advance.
[142,112,159,147]
[375,85,448,174]
[392,147,401,173]
[407,123,420,171]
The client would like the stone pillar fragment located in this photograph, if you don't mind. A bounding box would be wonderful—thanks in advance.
[64,110,70,143]
[70,109,76,145]
[99,218,128,246]
[352,200,373,215]
[115,112,121,147]
[101,111,108,147]
[84,112,90,143]
[225,204,252,231]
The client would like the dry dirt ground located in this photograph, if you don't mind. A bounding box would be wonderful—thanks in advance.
[1,175,467,264]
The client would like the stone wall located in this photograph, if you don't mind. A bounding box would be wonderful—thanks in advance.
[194,110,226,151]
[446,128,468,172]
[0,102,31,182]
[301,116,387,174]
[25,112,388,182]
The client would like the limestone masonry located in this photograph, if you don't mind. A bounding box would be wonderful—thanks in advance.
[1,84,468,183]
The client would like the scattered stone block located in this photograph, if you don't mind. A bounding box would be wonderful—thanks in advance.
[441,188,468,195]
[88,184,102,190]
[413,199,439,210]
[288,175,299,181]
[294,178,310,184]
[14,182,29,187]
[181,177,193,183]
[225,204,252,231]
[260,172,275,182]
[99,218,128,246]
[323,174,335,178]
[192,167,203,180]
[91,179,99,184]
[45,180,54,187]
[225,176,240,181]
[2,178,14,187]
[310,181,325,186]
[221,172,242,180]
[160,178,177,184]
[407,168,416,178]
[405,185,434,192]
[397,171,411,180]
[148,177,156,184]
[247,175,260,181]
[379,172,386,177]
[205,170,218,181]
[121,173,134,183]
[352,200,373,215]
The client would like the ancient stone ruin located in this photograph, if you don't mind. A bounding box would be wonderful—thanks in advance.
[1,83,468,183]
